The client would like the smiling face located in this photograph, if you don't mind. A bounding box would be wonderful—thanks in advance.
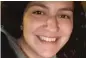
[22,1,74,58]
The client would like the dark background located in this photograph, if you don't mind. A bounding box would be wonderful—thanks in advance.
[1,1,86,58]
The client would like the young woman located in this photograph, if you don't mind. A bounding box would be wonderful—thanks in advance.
[1,1,86,58]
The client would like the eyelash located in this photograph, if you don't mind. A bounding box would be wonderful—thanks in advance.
[32,10,45,15]
[32,10,71,19]
[58,14,71,19]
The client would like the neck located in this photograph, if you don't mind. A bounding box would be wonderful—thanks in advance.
[17,38,53,58]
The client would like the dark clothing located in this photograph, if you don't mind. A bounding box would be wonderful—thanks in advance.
[1,28,57,58]
[1,28,27,58]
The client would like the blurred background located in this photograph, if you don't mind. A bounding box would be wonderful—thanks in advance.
[82,1,86,11]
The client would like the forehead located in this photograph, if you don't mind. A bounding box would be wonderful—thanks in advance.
[27,1,74,8]
[24,1,74,14]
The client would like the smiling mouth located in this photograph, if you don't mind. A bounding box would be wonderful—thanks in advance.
[36,35,60,42]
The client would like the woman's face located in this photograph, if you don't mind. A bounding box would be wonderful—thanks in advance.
[23,1,73,58]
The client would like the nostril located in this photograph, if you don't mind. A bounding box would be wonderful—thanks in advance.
[48,27,59,32]
[49,25,59,32]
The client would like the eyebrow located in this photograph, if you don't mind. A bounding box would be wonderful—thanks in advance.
[26,2,48,9]
[58,8,74,12]
[26,2,73,13]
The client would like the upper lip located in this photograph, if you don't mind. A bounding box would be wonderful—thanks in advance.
[33,30,61,38]
[36,35,61,38]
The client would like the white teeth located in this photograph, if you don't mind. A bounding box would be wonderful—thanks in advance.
[39,36,56,42]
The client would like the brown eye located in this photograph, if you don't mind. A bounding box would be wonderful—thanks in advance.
[59,15,70,19]
[33,11,44,15]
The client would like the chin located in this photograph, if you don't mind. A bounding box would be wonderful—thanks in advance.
[40,54,55,58]
[37,50,57,58]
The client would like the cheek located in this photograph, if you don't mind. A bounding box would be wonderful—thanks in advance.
[23,19,32,33]
[23,17,45,33]
[60,21,73,36]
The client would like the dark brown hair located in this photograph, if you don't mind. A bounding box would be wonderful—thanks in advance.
[1,1,86,58]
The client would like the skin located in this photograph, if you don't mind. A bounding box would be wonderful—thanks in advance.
[18,1,74,58]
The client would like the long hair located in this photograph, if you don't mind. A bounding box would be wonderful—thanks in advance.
[57,2,86,58]
[2,1,29,38]
[1,1,86,58]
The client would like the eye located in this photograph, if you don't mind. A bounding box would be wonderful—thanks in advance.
[59,14,70,19]
[32,10,44,15]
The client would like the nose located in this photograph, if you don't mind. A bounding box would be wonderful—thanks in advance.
[46,16,59,32]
